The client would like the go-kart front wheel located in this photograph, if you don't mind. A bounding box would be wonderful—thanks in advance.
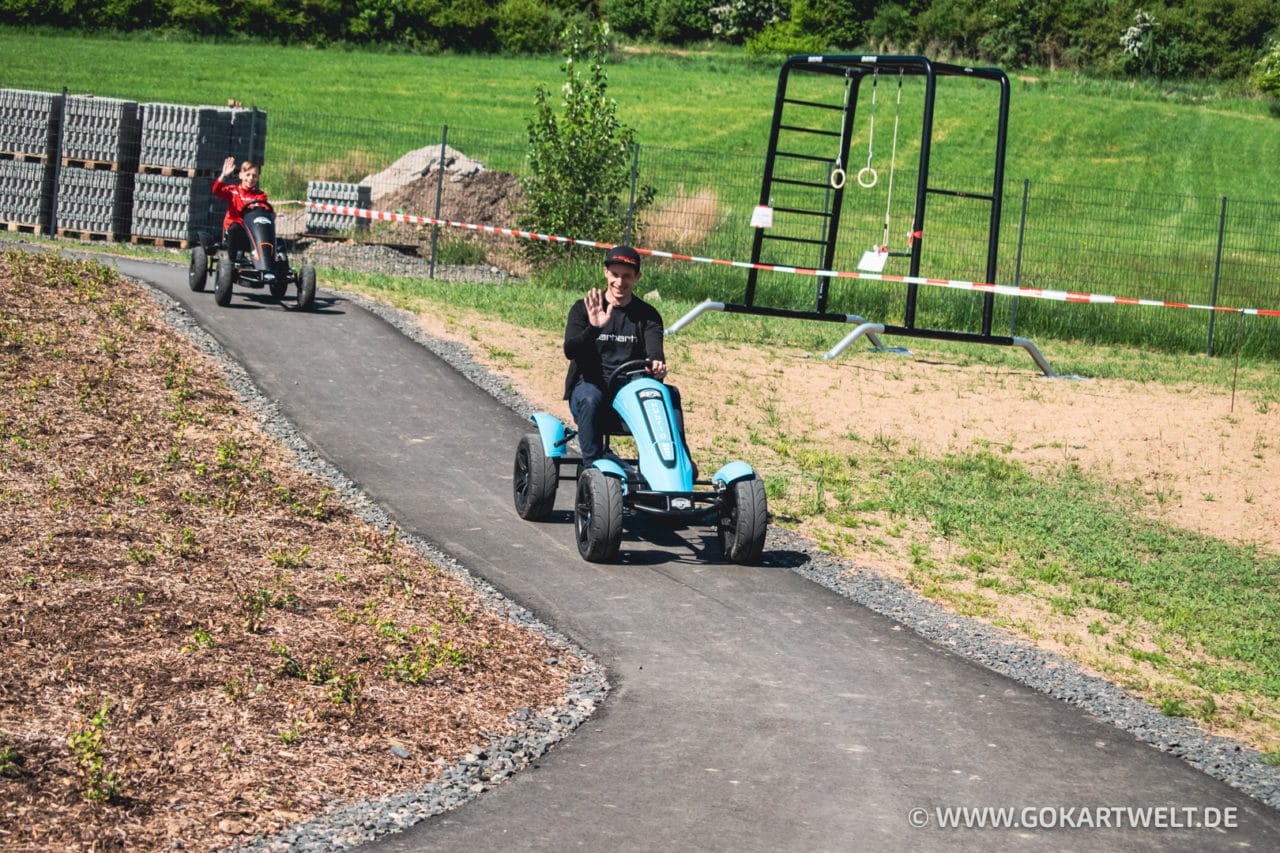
[189,246,208,292]
[575,468,622,562]
[720,476,767,565]
[513,433,557,521]
[269,269,289,300]
[297,265,316,311]
[213,257,235,306]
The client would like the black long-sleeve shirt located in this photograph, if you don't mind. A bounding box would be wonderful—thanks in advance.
[562,296,665,400]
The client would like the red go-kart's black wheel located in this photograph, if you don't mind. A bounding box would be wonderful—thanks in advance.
[189,246,209,292]
[297,265,316,311]
[213,257,235,306]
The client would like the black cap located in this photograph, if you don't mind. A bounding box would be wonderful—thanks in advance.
[603,244,641,271]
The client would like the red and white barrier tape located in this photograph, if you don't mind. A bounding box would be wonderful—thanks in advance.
[285,200,1280,319]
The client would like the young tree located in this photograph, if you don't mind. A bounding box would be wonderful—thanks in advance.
[519,22,655,263]
[1253,40,1280,97]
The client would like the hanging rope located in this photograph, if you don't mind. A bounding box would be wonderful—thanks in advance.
[881,70,905,250]
[856,69,880,189]
[830,69,853,189]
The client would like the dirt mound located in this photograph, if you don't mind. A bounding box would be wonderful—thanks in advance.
[379,168,523,230]
[374,169,529,274]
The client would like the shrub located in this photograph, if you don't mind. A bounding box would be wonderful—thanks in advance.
[601,0,650,38]
[745,20,827,57]
[652,0,713,44]
[710,0,787,44]
[1252,40,1280,97]
[496,0,560,55]
[867,2,914,51]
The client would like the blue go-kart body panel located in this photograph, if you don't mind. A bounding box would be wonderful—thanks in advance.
[610,376,696,492]
[532,412,568,459]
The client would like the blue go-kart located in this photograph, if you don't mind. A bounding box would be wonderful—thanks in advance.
[189,200,316,311]
[513,358,768,564]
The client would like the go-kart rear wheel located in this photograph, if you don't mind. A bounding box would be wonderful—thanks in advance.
[719,476,767,565]
[514,433,558,521]
[189,246,208,292]
[297,264,316,311]
[575,468,622,563]
[213,257,235,306]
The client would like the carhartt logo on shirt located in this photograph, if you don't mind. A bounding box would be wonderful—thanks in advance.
[599,333,638,344]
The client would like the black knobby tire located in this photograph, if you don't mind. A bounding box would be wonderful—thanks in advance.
[268,269,288,300]
[513,433,557,521]
[188,246,208,292]
[720,476,768,565]
[297,265,316,311]
[213,257,234,306]
[575,468,622,562]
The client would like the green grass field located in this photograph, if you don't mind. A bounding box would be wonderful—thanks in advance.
[4,28,1279,197]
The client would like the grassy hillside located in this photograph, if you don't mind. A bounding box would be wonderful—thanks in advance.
[3,28,1279,201]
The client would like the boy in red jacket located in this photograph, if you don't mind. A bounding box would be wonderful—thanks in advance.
[212,155,269,258]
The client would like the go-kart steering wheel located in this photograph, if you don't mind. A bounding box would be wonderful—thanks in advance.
[242,200,273,214]
[605,358,652,390]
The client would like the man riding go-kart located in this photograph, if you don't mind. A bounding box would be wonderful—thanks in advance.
[188,156,316,310]
[511,245,767,564]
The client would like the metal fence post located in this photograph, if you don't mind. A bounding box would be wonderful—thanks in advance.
[625,142,639,244]
[1207,196,1227,357]
[428,125,448,279]
[49,86,69,235]
[1010,178,1030,336]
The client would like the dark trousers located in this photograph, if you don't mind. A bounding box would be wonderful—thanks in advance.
[570,378,685,464]
[224,222,249,257]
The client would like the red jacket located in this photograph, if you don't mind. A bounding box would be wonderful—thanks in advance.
[212,178,269,232]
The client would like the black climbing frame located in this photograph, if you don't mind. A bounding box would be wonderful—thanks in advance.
[743,53,1012,346]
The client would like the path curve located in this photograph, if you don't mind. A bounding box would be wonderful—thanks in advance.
[96,254,1280,851]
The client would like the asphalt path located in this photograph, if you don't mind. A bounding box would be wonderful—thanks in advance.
[98,255,1280,851]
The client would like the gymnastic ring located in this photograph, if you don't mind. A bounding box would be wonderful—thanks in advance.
[857,166,878,188]
[830,168,847,190]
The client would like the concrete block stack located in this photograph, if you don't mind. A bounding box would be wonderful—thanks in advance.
[54,95,140,239]
[0,88,62,233]
[55,167,134,238]
[131,103,233,245]
[228,107,267,167]
[60,94,141,167]
[131,172,220,244]
[137,103,230,173]
[306,181,372,234]
[0,90,270,247]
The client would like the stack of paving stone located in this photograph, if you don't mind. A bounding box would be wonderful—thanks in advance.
[54,94,140,239]
[137,103,230,174]
[131,172,221,245]
[131,103,233,245]
[0,88,62,233]
[228,106,267,167]
[306,181,372,234]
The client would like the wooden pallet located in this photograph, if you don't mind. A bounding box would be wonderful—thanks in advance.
[0,151,49,164]
[2,220,48,235]
[130,234,192,249]
[138,164,215,178]
[56,228,123,243]
[60,157,123,171]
